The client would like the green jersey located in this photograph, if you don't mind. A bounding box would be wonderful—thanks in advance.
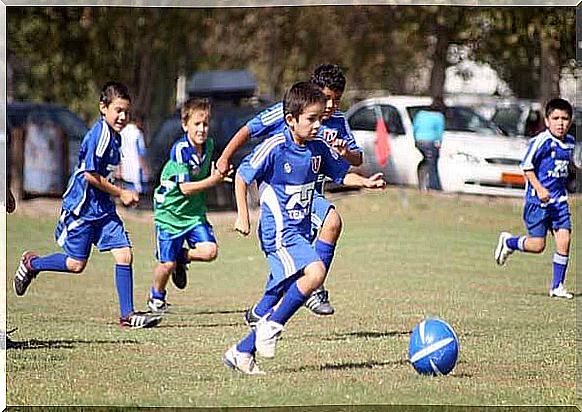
[154,135,214,234]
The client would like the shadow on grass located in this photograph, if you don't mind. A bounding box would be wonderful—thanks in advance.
[156,321,242,329]
[283,359,409,373]
[177,308,246,316]
[6,337,139,350]
[323,330,411,341]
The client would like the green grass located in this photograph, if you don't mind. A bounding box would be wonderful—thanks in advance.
[6,188,579,407]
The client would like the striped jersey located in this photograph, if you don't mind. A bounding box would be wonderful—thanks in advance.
[246,101,362,193]
[237,127,350,253]
[61,118,121,220]
[154,134,214,234]
[521,129,575,205]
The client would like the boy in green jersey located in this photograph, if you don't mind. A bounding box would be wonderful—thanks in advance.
[148,98,232,312]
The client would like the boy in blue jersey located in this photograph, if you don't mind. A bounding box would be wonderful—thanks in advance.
[217,64,363,318]
[495,98,575,299]
[223,82,384,375]
[13,82,162,328]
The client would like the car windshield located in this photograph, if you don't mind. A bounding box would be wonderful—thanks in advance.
[491,106,523,136]
[408,105,502,135]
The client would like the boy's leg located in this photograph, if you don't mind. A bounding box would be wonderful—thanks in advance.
[550,229,572,298]
[149,261,176,313]
[100,215,161,328]
[172,222,218,289]
[305,196,342,316]
[151,225,184,310]
[14,211,91,296]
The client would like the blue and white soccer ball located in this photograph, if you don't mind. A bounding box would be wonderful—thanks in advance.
[408,318,459,376]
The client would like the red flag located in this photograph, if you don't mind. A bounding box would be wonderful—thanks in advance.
[374,115,391,167]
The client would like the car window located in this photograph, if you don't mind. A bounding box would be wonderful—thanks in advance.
[348,104,404,135]
[492,107,523,136]
[408,105,501,135]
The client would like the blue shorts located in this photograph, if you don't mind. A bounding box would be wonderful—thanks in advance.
[55,211,131,260]
[523,201,571,238]
[155,222,216,263]
[310,194,334,242]
[265,235,322,291]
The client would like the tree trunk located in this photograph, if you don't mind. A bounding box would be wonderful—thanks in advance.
[539,26,561,105]
[429,20,449,101]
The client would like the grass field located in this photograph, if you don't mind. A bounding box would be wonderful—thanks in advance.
[5,188,579,407]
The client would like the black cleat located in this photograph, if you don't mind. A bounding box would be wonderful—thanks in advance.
[119,311,162,329]
[14,251,39,297]
[171,262,188,290]
[304,287,335,316]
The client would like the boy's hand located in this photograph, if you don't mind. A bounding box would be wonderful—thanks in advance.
[120,189,139,207]
[330,138,348,157]
[216,156,231,176]
[363,172,387,189]
[537,186,550,203]
[234,215,250,236]
[210,162,234,183]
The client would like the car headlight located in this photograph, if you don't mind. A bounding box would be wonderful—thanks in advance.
[448,152,481,164]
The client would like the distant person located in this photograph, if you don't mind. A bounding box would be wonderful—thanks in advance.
[147,98,233,313]
[12,81,162,329]
[120,111,149,194]
[223,82,385,375]
[217,63,363,319]
[413,97,445,191]
[524,109,545,137]
[495,98,575,299]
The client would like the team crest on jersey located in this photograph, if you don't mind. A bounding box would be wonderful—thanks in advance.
[323,129,338,143]
[311,156,322,173]
[284,162,292,174]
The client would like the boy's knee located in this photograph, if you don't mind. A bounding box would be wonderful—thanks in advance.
[112,247,133,265]
[527,238,546,253]
[304,261,326,286]
[321,209,343,240]
[195,244,218,262]
[67,258,87,273]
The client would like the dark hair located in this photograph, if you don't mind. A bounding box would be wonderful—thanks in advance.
[309,64,346,93]
[283,82,326,121]
[181,97,211,124]
[100,81,131,106]
[545,98,573,119]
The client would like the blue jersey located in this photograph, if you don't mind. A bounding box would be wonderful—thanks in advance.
[246,101,362,193]
[61,118,121,220]
[521,129,575,206]
[237,127,350,252]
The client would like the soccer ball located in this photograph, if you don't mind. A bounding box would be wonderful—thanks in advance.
[408,318,459,376]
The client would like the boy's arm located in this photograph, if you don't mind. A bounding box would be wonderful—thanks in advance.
[84,171,139,206]
[178,162,233,196]
[342,172,386,189]
[523,170,550,202]
[216,125,251,175]
[234,173,251,236]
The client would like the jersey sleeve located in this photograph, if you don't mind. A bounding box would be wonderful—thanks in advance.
[246,102,285,139]
[136,131,147,157]
[318,140,351,184]
[521,136,547,171]
[82,121,108,173]
[237,137,279,184]
[168,142,192,183]
[337,113,363,153]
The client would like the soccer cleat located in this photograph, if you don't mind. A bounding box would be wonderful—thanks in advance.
[494,232,513,266]
[223,345,265,375]
[549,284,574,299]
[147,297,170,314]
[255,317,284,358]
[244,305,262,328]
[119,311,163,329]
[304,287,335,316]
[14,251,40,296]
[171,262,188,290]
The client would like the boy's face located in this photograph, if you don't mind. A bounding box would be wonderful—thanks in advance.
[321,87,342,121]
[182,109,210,146]
[545,109,572,139]
[99,97,130,133]
[287,102,324,142]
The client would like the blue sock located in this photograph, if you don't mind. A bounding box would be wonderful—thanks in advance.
[315,240,335,271]
[551,253,569,289]
[269,282,308,326]
[30,253,71,273]
[177,248,189,265]
[254,289,281,318]
[236,330,257,354]
[150,287,166,301]
[115,264,134,318]
[506,236,526,251]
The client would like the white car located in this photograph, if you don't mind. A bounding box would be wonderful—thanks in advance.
[346,95,530,197]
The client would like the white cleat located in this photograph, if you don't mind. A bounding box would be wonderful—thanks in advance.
[494,232,513,266]
[255,317,284,359]
[223,345,265,375]
[549,284,574,300]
